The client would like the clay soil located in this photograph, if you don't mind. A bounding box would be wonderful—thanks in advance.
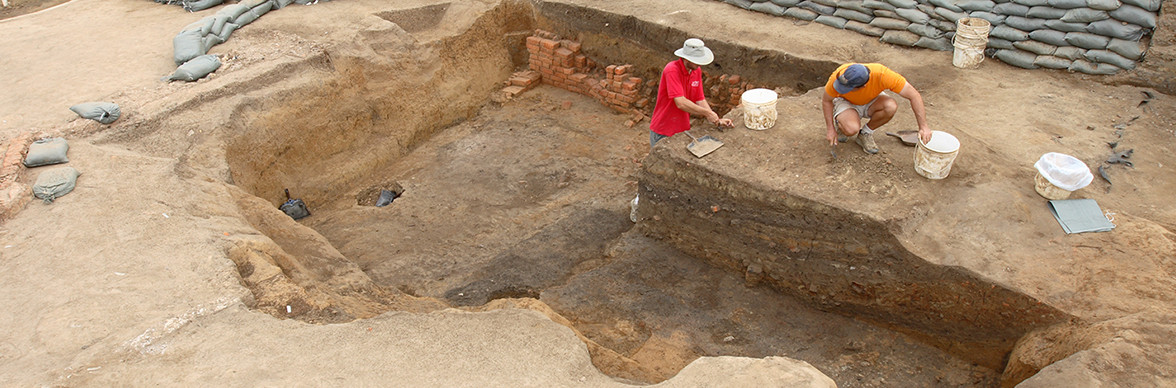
[1,0,1174,387]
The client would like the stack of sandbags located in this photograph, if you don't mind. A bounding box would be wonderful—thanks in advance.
[169,0,295,82]
[722,0,1157,74]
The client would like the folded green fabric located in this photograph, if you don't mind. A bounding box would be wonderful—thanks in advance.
[1048,199,1115,234]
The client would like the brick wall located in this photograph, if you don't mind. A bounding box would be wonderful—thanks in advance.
[0,132,34,221]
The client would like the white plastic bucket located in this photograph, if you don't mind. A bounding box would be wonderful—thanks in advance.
[914,131,960,179]
[741,88,778,130]
[1034,172,1072,200]
[952,17,991,69]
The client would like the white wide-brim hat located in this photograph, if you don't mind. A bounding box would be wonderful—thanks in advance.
[674,38,714,66]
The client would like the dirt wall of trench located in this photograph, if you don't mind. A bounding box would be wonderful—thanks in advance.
[636,146,1073,369]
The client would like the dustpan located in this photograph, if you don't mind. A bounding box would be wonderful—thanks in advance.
[885,130,919,146]
[684,130,723,158]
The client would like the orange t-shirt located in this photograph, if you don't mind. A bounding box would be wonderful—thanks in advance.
[824,63,907,105]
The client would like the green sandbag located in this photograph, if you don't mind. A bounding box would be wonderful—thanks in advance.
[839,0,875,14]
[1053,46,1087,59]
[799,1,836,15]
[217,22,238,42]
[969,11,1006,24]
[33,167,80,204]
[1064,32,1111,49]
[771,0,803,6]
[1106,38,1146,60]
[216,3,250,20]
[23,137,68,167]
[907,23,945,39]
[895,8,930,23]
[914,36,952,50]
[991,25,1030,41]
[873,9,901,19]
[1109,4,1157,28]
[250,0,273,17]
[958,0,996,11]
[929,0,964,11]
[863,0,897,10]
[870,16,911,29]
[1044,19,1089,32]
[1046,0,1086,8]
[1004,16,1046,31]
[1034,55,1072,69]
[846,20,886,36]
[69,102,121,124]
[1029,29,1068,46]
[834,8,874,23]
[234,9,259,26]
[994,49,1040,68]
[1027,6,1066,18]
[1085,0,1121,11]
[880,30,921,46]
[1014,39,1057,55]
[784,7,820,20]
[1013,0,1049,6]
[1120,0,1159,11]
[1068,59,1120,74]
[934,8,968,22]
[992,3,1030,16]
[210,14,232,36]
[886,0,918,8]
[1086,19,1145,40]
[166,54,222,82]
[815,15,850,28]
[1061,8,1108,23]
[749,1,787,16]
[1085,49,1136,69]
[987,37,1015,49]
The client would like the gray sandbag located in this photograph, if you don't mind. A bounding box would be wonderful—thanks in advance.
[908,23,945,38]
[771,0,803,5]
[870,17,912,29]
[183,16,215,35]
[991,25,1030,41]
[210,14,232,36]
[992,3,1030,15]
[1061,8,1109,23]
[23,137,68,167]
[1005,16,1047,31]
[1085,49,1137,69]
[810,0,839,7]
[929,19,957,31]
[1086,19,1145,41]
[784,7,820,20]
[840,0,874,13]
[934,8,968,22]
[916,4,938,17]
[929,0,965,11]
[183,0,223,12]
[1120,0,1160,11]
[970,11,1007,24]
[863,0,898,10]
[1106,38,1146,60]
[216,3,250,20]
[32,167,80,204]
[1069,59,1120,74]
[1045,19,1089,32]
[724,0,754,7]
[1047,0,1086,7]
[202,34,224,52]
[799,1,836,15]
[895,8,931,23]
[1053,46,1087,59]
[846,20,887,36]
[1085,0,1121,10]
[749,1,787,16]
[1108,5,1156,29]
[958,0,997,11]
[250,0,273,17]
[815,15,850,28]
[1034,55,1073,68]
[173,29,207,66]
[873,9,901,19]
[914,36,953,50]
[166,54,222,82]
[886,0,919,8]
[1029,29,1068,46]
[239,0,269,7]
[1027,6,1067,18]
[1013,0,1049,5]
[987,36,1015,49]
[217,22,239,41]
[234,9,260,26]
[69,102,121,124]
[273,0,295,8]
[1014,39,1058,55]
[834,8,875,22]
[880,30,921,46]
[994,49,1040,68]
[1064,32,1111,49]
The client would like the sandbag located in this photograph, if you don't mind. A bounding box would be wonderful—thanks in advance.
[873,9,901,19]
[870,17,912,30]
[32,167,80,204]
[1061,8,1109,23]
[934,8,968,22]
[1086,19,1145,41]
[799,1,836,15]
[1014,39,1057,55]
[1106,38,1146,60]
[210,14,232,36]
[1053,46,1086,59]
[990,25,1030,41]
[995,49,1039,68]
[863,0,897,10]
[1068,59,1120,74]
[1085,0,1121,10]
[749,1,787,15]
[166,54,222,82]
[958,0,997,11]
[273,0,295,8]
[216,3,250,20]
[23,137,68,167]
[880,30,921,46]
[1013,0,1049,5]
[834,8,874,22]
[969,11,1006,24]
[992,3,1030,16]
[202,34,224,52]
[1064,31,1111,49]
[815,15,850,28]
[1029,29,1068,46]
[1044,20,1089,32]
[234,9,260,26]
[1034,55,1072,69]
[893,8,929,24]
[1004,16,1047,31]
[914,36,952,50]
[839,0,874,13]
[183,16,215,35]
[1120,0,1160,11]
[810,0,839,7]
[929,19,957,31]
[1047,0,1086,8]
[987,36,1015,49]
[250,0,273,17]
[1109,4,1157,29]
[908,23,945,38]
[1085,49,1137,69]
[1027,6,1067,18]
[929,0,964,11]
[173,29,207,66]
[886,0,919,8]
[240,0,269,7]
[217,22,239,41]
[846,20,887,36]
[784,7,820,20]
[770,0,803,6]
[69,102,121,124]
[183,0,223,12]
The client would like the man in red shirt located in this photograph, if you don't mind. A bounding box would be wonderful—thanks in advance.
[821,63,931,154]
[648,38,733,148]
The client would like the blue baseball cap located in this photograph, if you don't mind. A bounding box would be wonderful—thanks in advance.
[833,64,870,94]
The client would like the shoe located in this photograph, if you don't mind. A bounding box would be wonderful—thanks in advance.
[855,131,879,154]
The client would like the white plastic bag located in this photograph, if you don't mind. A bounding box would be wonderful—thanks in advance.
[1034,152,1093,191]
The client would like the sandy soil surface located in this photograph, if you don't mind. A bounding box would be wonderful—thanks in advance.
[1,0,1174,386]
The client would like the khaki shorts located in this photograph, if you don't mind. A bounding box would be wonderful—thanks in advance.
[832,96,878,123]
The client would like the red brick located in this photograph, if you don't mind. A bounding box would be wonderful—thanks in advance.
[628,77,641,85]
[635,98,650,108]
[526,36,542,46]
[559,67,574,75]
[621,80,638,92]
[728,75,741,85]
[569,73,589,83]
[554,48,573,60]
[574,55,587,69]
[562,40,582,53]
[615,65,628,75]
[605,65,616,77]
[618,94,636,104]
[540,39,559,50]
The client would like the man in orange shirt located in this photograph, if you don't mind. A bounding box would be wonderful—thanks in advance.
[821,63,931,154]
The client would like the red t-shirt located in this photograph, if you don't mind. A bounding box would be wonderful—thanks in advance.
[650,59,705,136]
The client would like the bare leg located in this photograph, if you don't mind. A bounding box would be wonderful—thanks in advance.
[863,94,898,130]
[834,109,863,137]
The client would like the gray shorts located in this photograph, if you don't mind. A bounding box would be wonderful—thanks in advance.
[832,96,878,122]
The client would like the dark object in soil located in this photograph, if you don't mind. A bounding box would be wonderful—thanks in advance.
[885,130,919,146]
[1098,165,1112,186]
[280,188,310,220]
[1106,149,1134,167]
[375,190,398,207]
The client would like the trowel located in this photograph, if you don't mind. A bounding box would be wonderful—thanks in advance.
[886,130,920,146]
[684,130,723,158]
